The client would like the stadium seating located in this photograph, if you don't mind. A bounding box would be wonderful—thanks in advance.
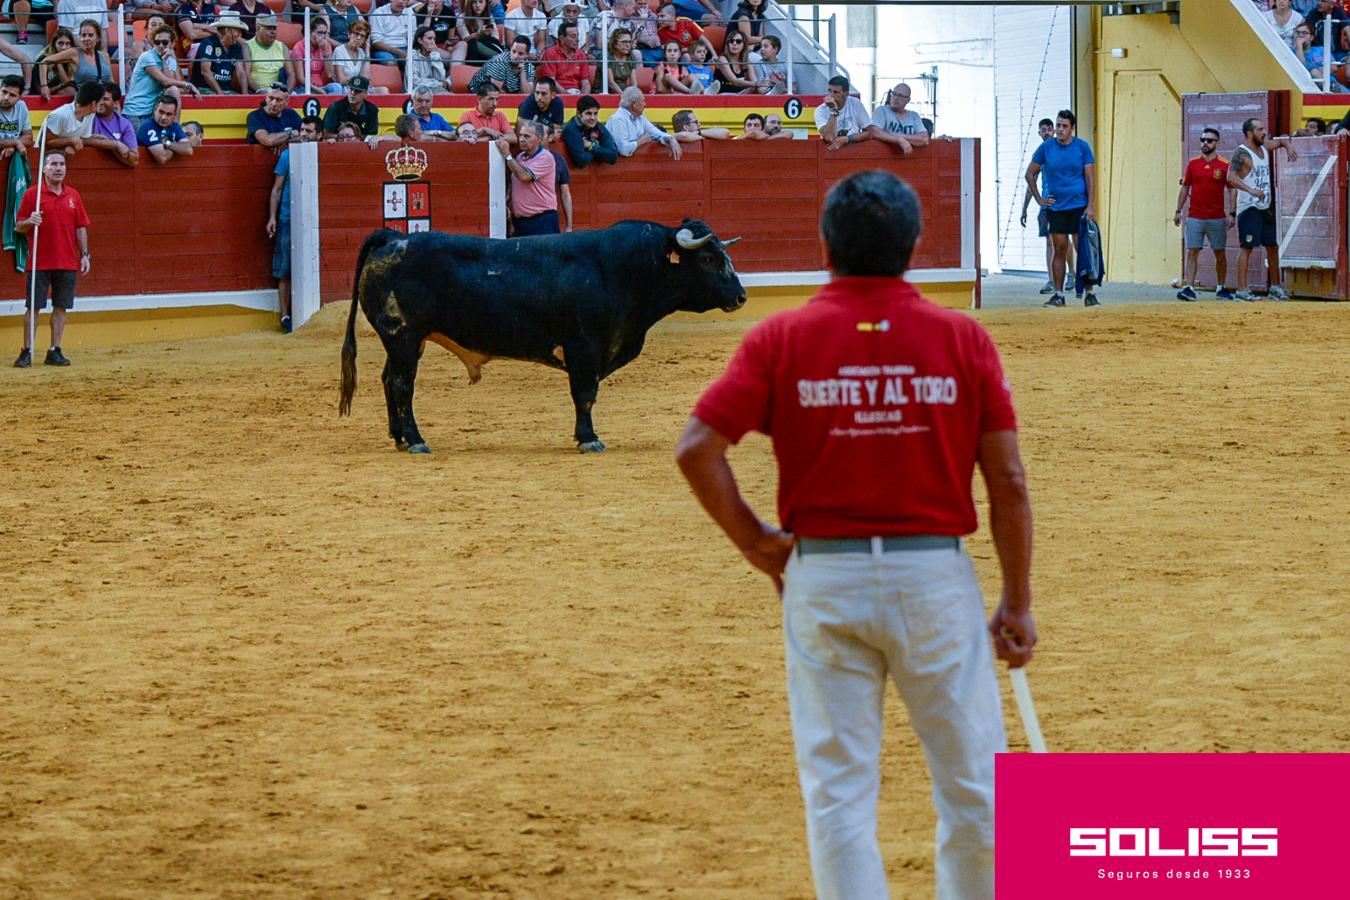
[450,63,477,93]
[277,22,303,48]
[263,0,288,13]
[702,24,725,54]
[368,62,404,93]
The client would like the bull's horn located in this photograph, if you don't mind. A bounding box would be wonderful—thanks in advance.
[676,228,714,250]
[722,236,742,246]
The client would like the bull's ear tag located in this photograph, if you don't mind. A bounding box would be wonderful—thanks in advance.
[668,250,681,265]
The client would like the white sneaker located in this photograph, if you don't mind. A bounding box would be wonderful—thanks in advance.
[1235,289,1255,302]
[1268,284,1289,300]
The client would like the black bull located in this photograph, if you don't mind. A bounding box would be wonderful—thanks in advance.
[339,220,747,453]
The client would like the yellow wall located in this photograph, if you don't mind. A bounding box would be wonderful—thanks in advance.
[1176,0,1305,123]
[1091,7,1304,284]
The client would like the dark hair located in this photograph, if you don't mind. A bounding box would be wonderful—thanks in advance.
[761,34,780,52]
[535,75,558,93]
[743,112,764,127]
[1201,126,1220,139]
[0,74,23,91]
[414,25,436,47]
[827,75,849,92]
[301,114,323,130]
[1056,108,1076,128]
[1037,117,1053,129]
[76,80,105,106]
[558,20,578,41]
[821,170,921,277]
[1242,117,1258,137]
[153,93,179,111]
[183,119,203,135]
[476,80,499,98]
[395,113,420,138]
[576,94,600,113]
[672,109,694,132]
[1307,116,1327,134]
[511,34,531,50]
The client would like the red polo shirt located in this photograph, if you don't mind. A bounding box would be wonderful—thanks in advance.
[1182,155,1229,220]
[692,277,1017,538]
[658,18,703,49]
[538,45,591,92]
[16,181,90,272]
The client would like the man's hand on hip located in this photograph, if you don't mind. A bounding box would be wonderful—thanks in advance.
[741,523,795,594]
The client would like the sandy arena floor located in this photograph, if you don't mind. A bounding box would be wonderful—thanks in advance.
[1,299,1347,898]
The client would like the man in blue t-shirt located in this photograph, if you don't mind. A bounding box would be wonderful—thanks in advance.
[1025,108,1099,307]
[136,95,194,164]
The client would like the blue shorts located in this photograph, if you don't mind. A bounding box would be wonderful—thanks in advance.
[1237,207,1276,249]
[272,219,291,279]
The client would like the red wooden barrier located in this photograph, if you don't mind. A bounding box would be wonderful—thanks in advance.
[0,146,278,302]
[317,137,974,305]
[1,139,976,309]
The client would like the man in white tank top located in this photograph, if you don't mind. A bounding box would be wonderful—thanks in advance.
[1227,117,1298,300]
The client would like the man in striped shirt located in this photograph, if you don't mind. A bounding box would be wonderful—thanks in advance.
[469,35,536,94]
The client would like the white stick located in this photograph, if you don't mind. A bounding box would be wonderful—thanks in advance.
[26,121,49,355]
[1008,668,1048,753]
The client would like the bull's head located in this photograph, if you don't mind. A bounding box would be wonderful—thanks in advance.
[668,219,748,313]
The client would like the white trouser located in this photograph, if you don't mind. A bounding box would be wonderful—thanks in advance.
[782,539,1005,900]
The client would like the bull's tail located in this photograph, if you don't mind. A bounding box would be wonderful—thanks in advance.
[340,229,399,417]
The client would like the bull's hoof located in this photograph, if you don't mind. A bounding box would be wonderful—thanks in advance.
[578,440,606,453]
[409,442,432,454]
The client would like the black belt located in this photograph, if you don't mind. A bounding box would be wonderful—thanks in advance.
[797,535,959,555]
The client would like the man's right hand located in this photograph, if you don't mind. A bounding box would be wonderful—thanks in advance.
[740,523,795,594]
[989,600,1037,668]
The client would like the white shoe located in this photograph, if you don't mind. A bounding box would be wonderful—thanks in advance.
[1267,284,1289,300]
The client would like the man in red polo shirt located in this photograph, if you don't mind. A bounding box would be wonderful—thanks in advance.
[13,153,91,368]
[537,20,592,94]
[1173,125,1236,301]
[676,170,1036,900]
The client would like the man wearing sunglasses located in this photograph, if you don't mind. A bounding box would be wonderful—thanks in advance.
[1173,126,1235,302]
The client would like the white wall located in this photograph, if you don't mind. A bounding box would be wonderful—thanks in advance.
[992,5,1073,273]
[817,3,999,270]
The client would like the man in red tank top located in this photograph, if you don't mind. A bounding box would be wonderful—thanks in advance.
[677,171,1037,900]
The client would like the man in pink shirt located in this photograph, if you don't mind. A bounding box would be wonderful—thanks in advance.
[497,120,558,235]
[537,20,592,94]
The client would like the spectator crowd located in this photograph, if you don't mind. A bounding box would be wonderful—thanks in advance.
[0,0,800,98]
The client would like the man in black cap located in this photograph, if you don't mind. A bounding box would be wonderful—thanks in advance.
[322,74,380,138]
